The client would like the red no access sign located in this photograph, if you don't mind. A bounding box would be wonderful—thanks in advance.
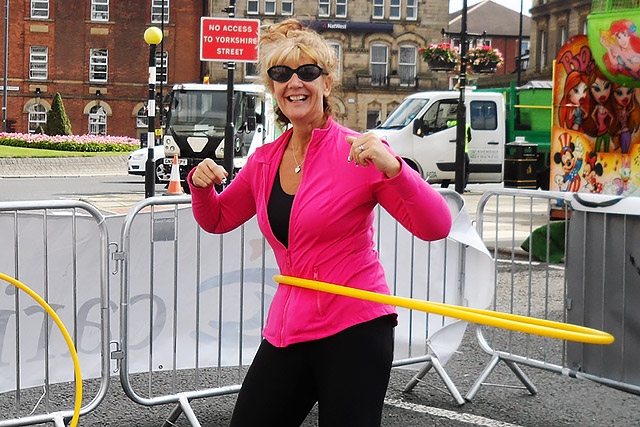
[200,17,260,62]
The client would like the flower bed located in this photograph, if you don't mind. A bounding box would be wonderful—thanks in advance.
[0,133,139,152]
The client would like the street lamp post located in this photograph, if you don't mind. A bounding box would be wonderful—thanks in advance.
[454,0,469,194]
[144,26,163,198]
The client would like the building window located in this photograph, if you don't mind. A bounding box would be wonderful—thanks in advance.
[336,0,347,17]
[367,110,381,129]
[137,106,148,128]
[248,0,290,15]
[328,41,342,79]
[90,48,108,82]
[540,30,547,69]
[282,0,293,15]
[155,50,168,84]
[247,0,259,14]
[265,0,276,14]
[91,0,109,21]
[28,104,47,133]
[151,0,169,24]
[398,45,416,86]
[406,0,417,20]
[370,44,388,86]
[245,62,259,79]
[89,105,107,135]
[319,0,330,17]
[29,46,48,80]
[373,0,384,19]
[31,0,49,19]
[389,0,400,20]
[560,25,567,47]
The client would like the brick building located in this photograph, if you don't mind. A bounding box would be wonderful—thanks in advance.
[0,0,538,137]
[0,0,203,139]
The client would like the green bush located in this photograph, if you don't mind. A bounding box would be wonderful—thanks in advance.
[44,92,73,136]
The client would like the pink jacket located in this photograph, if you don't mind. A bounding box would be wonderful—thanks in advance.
[189,117,452,347]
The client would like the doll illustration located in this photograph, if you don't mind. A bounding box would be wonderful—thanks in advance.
[554,132,583,192]
[582,152,604,193]
[600,19,640,79]
[559,71,590,132]
[611,84,640,154]
[582,67,615,152]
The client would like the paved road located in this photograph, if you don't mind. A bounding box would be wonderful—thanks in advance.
[1,157,639,426]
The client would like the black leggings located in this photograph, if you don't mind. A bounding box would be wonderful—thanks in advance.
[229,315,395,427]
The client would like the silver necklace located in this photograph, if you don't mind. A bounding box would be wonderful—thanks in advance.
[291,146,304,174]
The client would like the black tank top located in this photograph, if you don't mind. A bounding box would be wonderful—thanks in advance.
[267,169,294,248]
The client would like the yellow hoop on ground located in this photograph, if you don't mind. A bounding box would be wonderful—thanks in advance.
[0,272,83,427]
[273,275,614,345]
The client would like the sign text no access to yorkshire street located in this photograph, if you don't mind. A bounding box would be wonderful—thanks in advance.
[200,17,260,62]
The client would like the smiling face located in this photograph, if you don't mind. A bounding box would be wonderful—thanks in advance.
[271,55,332,128]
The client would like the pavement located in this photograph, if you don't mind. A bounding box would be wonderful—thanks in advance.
[2,157,639,426]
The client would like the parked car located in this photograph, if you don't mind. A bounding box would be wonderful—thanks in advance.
[127,145,170,183]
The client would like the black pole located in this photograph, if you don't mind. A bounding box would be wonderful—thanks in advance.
[223,0,236,181]
[517,0,524,87]
[2,0,8,132]
[454,0,468,194]
[145,42,157,198]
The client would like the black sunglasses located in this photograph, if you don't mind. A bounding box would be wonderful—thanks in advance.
[267,64,325,83]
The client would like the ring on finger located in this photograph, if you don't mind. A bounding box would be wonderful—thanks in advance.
[358,144,365,152]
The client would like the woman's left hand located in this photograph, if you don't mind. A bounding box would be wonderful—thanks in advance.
[346,133,401,178]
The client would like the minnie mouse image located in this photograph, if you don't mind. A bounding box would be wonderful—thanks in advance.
[554,132,584,192]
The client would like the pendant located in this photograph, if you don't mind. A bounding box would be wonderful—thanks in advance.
[294,165,301,174]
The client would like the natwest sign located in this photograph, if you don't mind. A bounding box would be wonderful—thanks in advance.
[200,17,260,62]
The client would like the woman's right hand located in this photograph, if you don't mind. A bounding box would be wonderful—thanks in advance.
[191,158,229,188]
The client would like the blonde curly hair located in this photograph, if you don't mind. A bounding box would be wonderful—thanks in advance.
[259,19,338,125]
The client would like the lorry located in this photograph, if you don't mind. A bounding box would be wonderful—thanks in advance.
[371,81,552,189]
[161,83,277,190]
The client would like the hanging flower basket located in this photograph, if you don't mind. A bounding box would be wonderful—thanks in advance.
[471,61,499,74]
[427,59,457,72]
[467,46,503,75]
[420,43,459,73]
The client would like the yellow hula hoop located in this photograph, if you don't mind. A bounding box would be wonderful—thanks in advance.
[273,275,614,345]
[0,273,83,427]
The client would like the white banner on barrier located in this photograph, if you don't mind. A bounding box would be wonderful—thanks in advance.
[0,194,493,393]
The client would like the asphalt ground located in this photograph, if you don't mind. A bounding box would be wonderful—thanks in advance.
[1,157,639,426]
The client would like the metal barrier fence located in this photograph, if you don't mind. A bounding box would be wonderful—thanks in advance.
[11,188,634,426]
[469,188,640,400]
[112,190,490,425]
[0,200,111,427]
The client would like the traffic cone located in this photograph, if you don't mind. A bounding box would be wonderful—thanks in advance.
[166,154,184,195]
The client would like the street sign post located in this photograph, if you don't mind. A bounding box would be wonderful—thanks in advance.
[200,17,260,62]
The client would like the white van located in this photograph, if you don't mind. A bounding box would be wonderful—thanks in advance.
[371,90,506,187]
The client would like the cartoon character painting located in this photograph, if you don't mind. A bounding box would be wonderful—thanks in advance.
[559,71,590,132]
[600,19,640,79]
[554,132,583,192]
[582,152,604,193]
[611,84,640,154]
[552,34,640,197]
[583,67,616,152]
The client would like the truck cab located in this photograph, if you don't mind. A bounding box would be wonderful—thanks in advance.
[371,90,505,187]
[162,83,276,186]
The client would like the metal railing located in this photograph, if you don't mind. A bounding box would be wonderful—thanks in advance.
[0,200,111,427]
[469,188,640,400]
